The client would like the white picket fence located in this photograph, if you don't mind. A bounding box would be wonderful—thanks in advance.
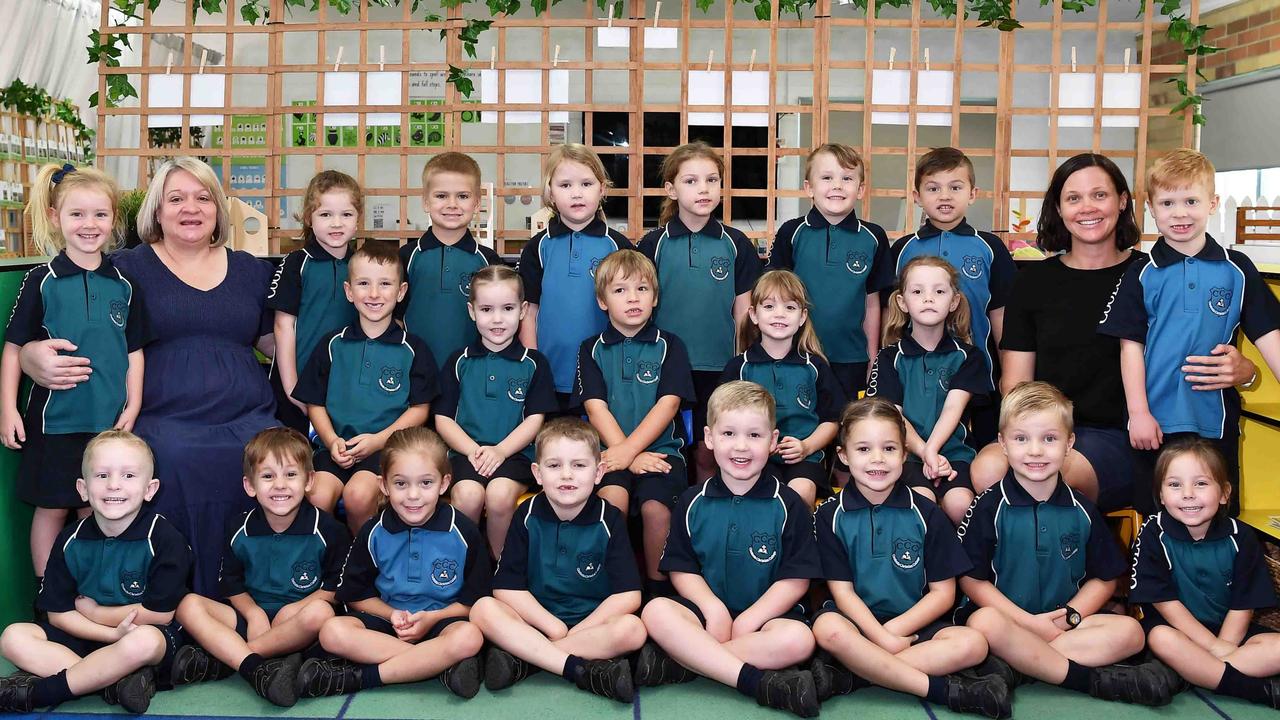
[1215,196,1280,245]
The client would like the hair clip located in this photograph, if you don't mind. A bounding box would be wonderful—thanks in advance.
[51,163,76,185]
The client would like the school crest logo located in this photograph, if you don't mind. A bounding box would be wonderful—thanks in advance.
[636,360,661,384]
[749,532,778,563]
[892,538,922,570]
[120,570,145,598]
[710,256,732,281]
[845,251,870,275]
[378,366,403,393]
[507,378,527,402]
[576,552,602,579]
[109,299,127,327]
[1059,532,1080,561]
[458,272,474,295]
[796,383,813,410]
[937,366,954,391]
[431,558,459,587]
[589,256,602,279]
[1209,287,1232,317]
[961,255,984,280]
[291,560,320,591]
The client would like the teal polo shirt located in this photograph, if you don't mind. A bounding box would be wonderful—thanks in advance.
[5,252,150,434]
[436,340,558,459]
[218,501,351,614]
[399,229,502,369]
[266,239,357,376]
[573,322,696,458]
[767,208,892,363]
[660,473,821,615]
[720,343,846,464]
[639,217,761,372]
[816,482,970,623]
[292,324,439,439]
[493,494,642,625]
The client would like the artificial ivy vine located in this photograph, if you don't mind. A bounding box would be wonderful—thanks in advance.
[0,79,96,160]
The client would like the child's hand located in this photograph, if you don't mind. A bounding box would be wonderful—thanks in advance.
[628,452,671,475]
[922,450,957,483]
[702,604,733,643]
[389,609,412,630]
[394,611,431,642]
[544,618,571,641]
[1128,412,1163,451]
[329,437,355,468]
[0,407,24,450]
[730,614,765,639]
[601,446,638,474]
[114,610,139,640]
[1030,609,1067,642]
[776,436,807,464]
[471,446,506,478]
[114,407,139,433]
[1210,639,1238,659]
[873,630,915,654]
[346,434,381,461]
[245,610,272,641]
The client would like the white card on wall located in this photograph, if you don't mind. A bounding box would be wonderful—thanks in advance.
[189,74,226,127]
[146,74,183,128]
[549,69,570,124]
[597,27,630,48]
[367,71,402,126]
[483,70,569,124]
[688,71,725,126]
[916,70,954,126]
[323,71,360,127]
[870,69,910,125]
[1056,72,1095,127]
[1102,73,1141,127]
[644,27,678,49]
[731,70,769,127]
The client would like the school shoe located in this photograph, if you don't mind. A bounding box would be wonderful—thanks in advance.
[439,654,481,699]
[946,673,1012,719]
[101,666,157,714]
[808,650,868,701]
[632,642,696,686]
[1089,662,1171,706]
[0,672,36,713]
[755,669,820,718]
[483,646,536,691]
[1143,656,1187,696]
[169,644,233,686]
[573,658,634,703]
[248,653,302,707]
[956,656,1025,690]
[295,657,361,698]
[1262,674,1280,709]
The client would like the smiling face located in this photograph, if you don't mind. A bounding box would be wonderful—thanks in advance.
[52,187,114,262]
[532,437,605,510]
[345,255,407,325]
[705,407,779,485]
[158,169,218,246]
[424,170,480,235]
[749,293,806,346]
[598,269,656,335]
[77,440,159,530]
[244,452,313,522]
[1148,181,1218,250]
[999,409,1074,486]
[468,278,526,351]
[913,167,976,230]
[804,152,863,222]
[310,190,358,255]
[380,450,450,526]
[548,159,605,231]
[896,264,960,331]
[837,416,905,501]
[1058,166,1127,250]
[1160,452,1227,535]
[666,157,722,226]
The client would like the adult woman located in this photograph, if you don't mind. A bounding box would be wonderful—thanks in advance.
[970,153,1254,511]
[22,157,277,593]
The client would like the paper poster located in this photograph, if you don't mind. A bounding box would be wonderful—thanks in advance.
[189,74,226,127]
[597,27,629,48]
[146,74,184,128]
[916,70,954,126]
[731,70,769,127]
[323,71,360,128]
[481,70,570,124]
[367,71,402,126]
[644,27,677,49]
[870,69,910,125]
[1101,73,1141,128]
[688,71,725,126]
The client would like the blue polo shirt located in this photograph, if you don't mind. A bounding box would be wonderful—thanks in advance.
[518,216,631,392]
[38,509,192,614]
[720,343,846,464]
[816,482,970,623]
[399,229,502,369]
[1097,236,1280,439]
[866,333,992,463]
[958,474,1127,614]
[661,473,821,616]
[219,501,351,614]
[336,505,491,612]
[493,494,642,625]
[1130,512,1277,630]
[639,217,761,372]
[574,322,696,459]
[5,252,150,434]
[266,239,357,377]
[767,208,892,363]
[436,340,558,460]
[886,219,1016,383]
[292,324,438,439]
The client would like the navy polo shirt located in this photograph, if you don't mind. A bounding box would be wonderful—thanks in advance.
[866,333,991,463]
[639,217,761,372]
[886,220,1016,382]
[292,324,438,439]
[661,473,821,615]
[720,343,846,464]
[6,252,150,434]
[1130,512,1277,630]
[767,208,892,363]
[337,505,491,612]
[38,509,192,614]
[958,474,1127,614]
[574,322,696,458]
[518,216,631,392]
[266,239,357,376]
[219,502,351,614]
[436,340,558,459]
[493,494,642,625]
[816,482,971,623]
[399,229,502,370]
[1097,237,1280,439]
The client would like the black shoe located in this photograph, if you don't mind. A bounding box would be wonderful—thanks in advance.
[439,655,481,699]
[249,654,302,707]
[483,647,534,691]
[1143,657,1187,697]
[1089,662,1171,706]
[102,666,157,714]
[957,656,1024,690]
[573,658,634,703]
[755,669,820,718]
[295,657,361,698]
[1262,674,1280,709]
[808,650,864,701]
[0,673,35,713]
[170,645,232,686]
[946,674,1012,718]
[633,642,695,686]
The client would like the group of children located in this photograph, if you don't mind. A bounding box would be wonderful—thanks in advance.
[0,136,1278,717]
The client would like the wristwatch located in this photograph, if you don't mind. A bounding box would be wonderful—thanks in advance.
[1241,370,1259,390]
[1062,605,1082,629]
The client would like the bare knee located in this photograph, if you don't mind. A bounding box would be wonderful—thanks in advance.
[296,600,335,633]
[0,623,38,659]
[450,481,485,517]
[970,444,1006,494]
[812,614,858,651]
[1113,616,1147,656]
[598,486,629,514]
[442,622,483,661]
[469,597,502,628]
[613,614,648,651]
[966,607,1008,638]
[117,626,166,667]
[318,618,356,654]
[343,475,383,517]
[771,624,816,664]
[484,482,523,515]
[640,598,680,632]
[948,627,990,667]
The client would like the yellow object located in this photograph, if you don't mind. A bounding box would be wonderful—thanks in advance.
[1238,276,1280,538]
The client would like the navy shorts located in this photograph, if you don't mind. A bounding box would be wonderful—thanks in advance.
[349,610,467,643]
[38,619,181,672]
[1073,425,1143,513]
[448,454,534,487]
[829,362,868,400]
[812,600,952,644]
[689,370,721,448]
[670,595,809,628]
[902,460,974,498]
[601,455,688,509]
[767,459,831,499]
[233,606,282,640]
[313,448,382,483]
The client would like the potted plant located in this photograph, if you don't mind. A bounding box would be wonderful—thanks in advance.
[118,188,146,249]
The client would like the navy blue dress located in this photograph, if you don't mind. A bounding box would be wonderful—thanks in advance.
[113,244,277,594]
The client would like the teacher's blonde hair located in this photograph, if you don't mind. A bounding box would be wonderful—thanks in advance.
[136,157,231,247]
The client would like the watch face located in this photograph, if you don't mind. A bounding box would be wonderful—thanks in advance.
[1068,610,1082,627]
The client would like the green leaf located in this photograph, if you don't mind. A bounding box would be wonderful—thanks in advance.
[754,0,771,21]
[241,3,260,24]
[447,66,475,97]
[695,0,714,12]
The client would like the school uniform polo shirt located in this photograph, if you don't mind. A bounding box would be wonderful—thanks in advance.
[292,324,438,440]
[660,473,821,616]
[720,343,845,464]
[887,219,1016,382]
[958,474,1126,614]
[1097,236,1280,439]
[866,333,991,464]
[218,502,351,614]
[1130,512,1277,630]
[518,216,632,392]
[266,239,357,375]
[767,208,892,363]
[493,494,642,625]
[337,505,491,612]
[6,251,149,434]
[436,340,558,459]
[399,229,502,369]
[639,217,762,372]
[816,482,970,623]
[38,508,192,614]
[574,322,696,458]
